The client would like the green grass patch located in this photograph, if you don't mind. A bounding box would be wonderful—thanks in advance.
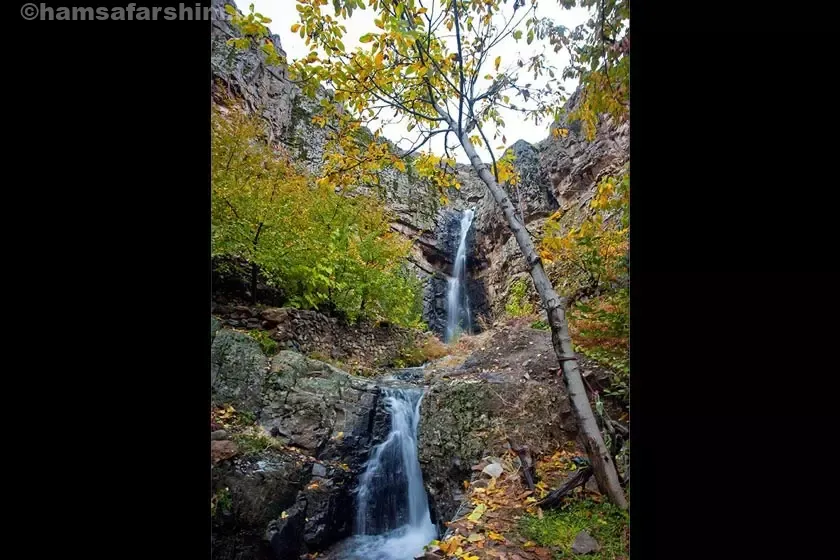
[248,329,279,355]
[231,426,284,456]
[519,498,629,559]
[531,319,550,331]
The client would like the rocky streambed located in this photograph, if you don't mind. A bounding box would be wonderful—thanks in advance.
[210,318,616,559]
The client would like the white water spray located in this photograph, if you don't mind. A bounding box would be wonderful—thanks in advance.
[445,208,475,342]
[335,388,436,560]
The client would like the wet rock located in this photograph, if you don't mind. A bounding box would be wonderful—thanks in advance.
[300,476,355,548]
[312,463,327,477]
[211,447,311,560]
[265,498,307,559]
[571,530,601,555]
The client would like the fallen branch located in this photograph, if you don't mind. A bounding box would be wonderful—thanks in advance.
[507,438,536,491]
[535,466,594,510]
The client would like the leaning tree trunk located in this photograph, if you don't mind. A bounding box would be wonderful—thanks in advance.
[457,132,628,509]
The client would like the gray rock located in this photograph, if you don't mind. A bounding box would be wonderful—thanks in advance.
[210,328,268,412]
[418,374,577,525]
[571,530,601,555]
[265,498,307,559]
[260,351,377,454]
[211,430,228,441]
[312,463,327,477]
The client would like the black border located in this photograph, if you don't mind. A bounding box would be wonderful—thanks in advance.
[9,0,210,551]
[632,3,830,557]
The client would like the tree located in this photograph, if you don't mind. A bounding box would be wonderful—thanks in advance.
[530,0,629,139]
[212,104,424,326]
[281,0,628,508]
[211,106,309,304]
[543,171,630,403]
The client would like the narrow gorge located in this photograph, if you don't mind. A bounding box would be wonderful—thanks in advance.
[211,1,630,558]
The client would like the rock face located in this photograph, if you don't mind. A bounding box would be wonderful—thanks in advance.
[210,328,268,413]
[212,448,311,560]
[210,317,389,559]
[211,0,628,336]
[416,322,622,527]
[259,351,379,455]
[418,374,577,526]
[211,303,427,373]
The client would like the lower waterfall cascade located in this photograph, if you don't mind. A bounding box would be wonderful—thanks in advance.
[325,387,437,559]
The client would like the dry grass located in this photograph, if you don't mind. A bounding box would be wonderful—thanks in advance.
[419,335,450,361]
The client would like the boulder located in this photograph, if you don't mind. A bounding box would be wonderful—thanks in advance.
[211,447,310,560]
[259,351,378,456]
[571,530,601,555]
[211,440,239,464]
[265,498,307,559]
[210,328,268,412]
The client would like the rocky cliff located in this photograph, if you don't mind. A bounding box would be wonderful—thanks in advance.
[211,0,629,335]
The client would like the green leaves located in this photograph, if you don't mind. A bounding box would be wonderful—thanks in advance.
[359,33,374,43]
[212,107,422,327]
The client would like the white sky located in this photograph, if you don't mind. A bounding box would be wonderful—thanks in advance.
[249,0,590,163]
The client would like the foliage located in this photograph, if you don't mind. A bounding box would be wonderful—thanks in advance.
[531,318,550,331]
[212,404,256,430]
[426,447,626,559]
[519,498,629,559]
[282,0,584,192]
[532,0,630,139]
[542,172,629,378]
[392,335,450,367]
[224,3,284,66]
[212,107,423,327]
[211,487,233,518]
[232,427,283,456]
[505,278,536,318]
[248,329,279,355]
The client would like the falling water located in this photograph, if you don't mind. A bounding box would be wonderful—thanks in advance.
[445,208,475,342]
[331,388,436,560]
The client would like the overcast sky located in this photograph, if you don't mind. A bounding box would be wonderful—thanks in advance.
[249,0,590,163]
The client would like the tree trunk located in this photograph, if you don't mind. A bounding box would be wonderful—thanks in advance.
[457,132,628,509]
[251,261,258,306]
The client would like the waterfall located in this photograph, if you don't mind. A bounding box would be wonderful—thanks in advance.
[332,388,436,560]
[445,208,475,342]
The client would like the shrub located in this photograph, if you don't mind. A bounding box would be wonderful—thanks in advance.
[505,278,535,318]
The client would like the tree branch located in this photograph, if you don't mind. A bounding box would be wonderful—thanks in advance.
[452,0,466,136]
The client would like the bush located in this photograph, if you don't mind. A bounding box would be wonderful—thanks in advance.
[248,329,279,355]
[505,278,535,318]
[392,336,449,368]
[212,107,423,327]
